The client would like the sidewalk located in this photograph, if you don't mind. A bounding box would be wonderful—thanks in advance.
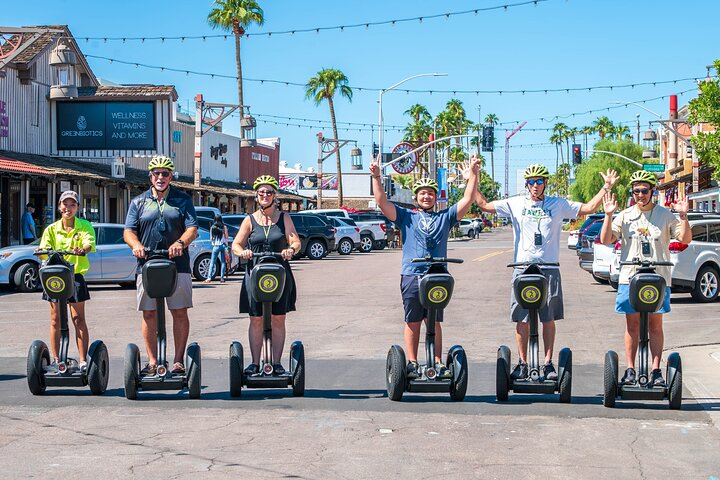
[675,344,720,429]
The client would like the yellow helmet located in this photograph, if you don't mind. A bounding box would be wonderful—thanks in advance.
[148,155,174,171]
[253,175,279,190]
[412,177,439,195]
[629,169,657,187]
[523,163,550,179]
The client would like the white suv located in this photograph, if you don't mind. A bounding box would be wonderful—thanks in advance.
[670,215,720,302]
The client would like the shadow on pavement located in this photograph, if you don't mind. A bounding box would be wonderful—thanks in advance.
[0,374,25,382]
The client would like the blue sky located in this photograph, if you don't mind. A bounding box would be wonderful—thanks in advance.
[5,0,719,194]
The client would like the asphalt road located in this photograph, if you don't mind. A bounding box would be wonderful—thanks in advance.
[1,227,719,479]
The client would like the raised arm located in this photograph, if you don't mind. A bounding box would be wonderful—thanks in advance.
[673,196,692,244]
[579,169,619,215]
[456,156,482,220]
[599,192,618,245]
[369,154,397,222]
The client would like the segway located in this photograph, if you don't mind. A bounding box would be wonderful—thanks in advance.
[26,249,109,395]
[496,262,572,403]
[386,256,469,402]
[124,249,201,399]
[229,249,305,397]
[603,258,682,409]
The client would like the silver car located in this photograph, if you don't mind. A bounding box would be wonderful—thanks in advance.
[326,216,361,255]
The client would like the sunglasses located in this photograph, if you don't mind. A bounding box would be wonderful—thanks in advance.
[257,190,276,196]
[150,170,172,178]
[526,179,545,186]
[632,188,651,195]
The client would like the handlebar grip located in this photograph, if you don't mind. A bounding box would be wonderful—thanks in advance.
[507,261,559,268]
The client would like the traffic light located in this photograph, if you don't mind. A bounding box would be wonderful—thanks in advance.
[482,126,494,152]
[372,142,379,157]
[572,144,582,164]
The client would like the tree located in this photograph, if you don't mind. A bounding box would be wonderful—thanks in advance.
[208,0,264,140]
[688,59,720,181]
[402,103,432,145]
[592,116,615,140]
[548,163,571,198]
[611,124,631,141]
[305,69,353,206]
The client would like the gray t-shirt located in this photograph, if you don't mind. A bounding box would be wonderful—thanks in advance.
[494,195,581,265]
[395,204,458,275]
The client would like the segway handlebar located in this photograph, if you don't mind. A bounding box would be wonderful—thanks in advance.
[507,261,559,268]
[411,256,464,264]
[33,249,86,257]
[256,251,285,261]
[143,248,170,258]
[620,258,674,267]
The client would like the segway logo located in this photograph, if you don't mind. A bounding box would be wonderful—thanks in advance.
[639,285,659,304]
[521,286,541,303]
[428,286,448,303]
[259,274,278,293]
[46,276,66,293]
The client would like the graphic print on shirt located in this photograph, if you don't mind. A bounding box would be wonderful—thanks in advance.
[628,214,661,258]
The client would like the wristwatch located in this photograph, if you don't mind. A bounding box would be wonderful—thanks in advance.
[176,239,185,247]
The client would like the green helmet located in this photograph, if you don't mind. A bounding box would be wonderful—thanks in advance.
[253,175,279,190]
[629,169,657,187]
[148,155,174,171]
[524,163,550,179]
[412,177,439,195]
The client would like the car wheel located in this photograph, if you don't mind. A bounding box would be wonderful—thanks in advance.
[14,262,40,293]
[592,273,609,285]
[338,238,353,255]
[467,229,474,238]
[306,239,326,260]
[193,253,212,280]
[609,280,619,291]
[359,235,373,253]
[691,265,719,303]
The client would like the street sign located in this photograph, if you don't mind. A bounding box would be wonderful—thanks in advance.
[643,163,665,172]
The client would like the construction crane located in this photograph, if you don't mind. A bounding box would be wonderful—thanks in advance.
[504,121,527,198]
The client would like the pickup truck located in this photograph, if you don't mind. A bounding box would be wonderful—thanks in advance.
[296,209,387,252]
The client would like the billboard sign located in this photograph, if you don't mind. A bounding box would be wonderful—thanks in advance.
[57,102,155,150]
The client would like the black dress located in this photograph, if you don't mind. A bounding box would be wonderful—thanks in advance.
[239,213,297,316]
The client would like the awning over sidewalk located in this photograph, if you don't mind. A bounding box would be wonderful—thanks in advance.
[0,156,52,176]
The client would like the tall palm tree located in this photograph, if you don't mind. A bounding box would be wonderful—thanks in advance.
[551,122,568,167]
[484,113,500,193]
[208,0,264,140]
[592,116,615,140]
[305,68,353,206]
[403,104,432,145]
[613,124,631,141]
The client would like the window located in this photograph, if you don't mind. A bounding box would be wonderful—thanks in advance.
[290,215,305,228]
[305,216,326,227]
[707,223,720,243]
[691,224,708,242]
[99,226,126,245]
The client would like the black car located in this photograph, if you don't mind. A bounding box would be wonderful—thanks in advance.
[289,213,336,260]
[575,213,606,255]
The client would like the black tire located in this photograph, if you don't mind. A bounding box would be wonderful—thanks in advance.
[592,273,609,285]
[290,341,305,397]
[496,345,511,401]
[124,343,140,400]
[603,350,619,408]
[87,341,109,395]
[373,240,387,250]
[667,352,682,410]
[467,229,474,238]
[358,234,373,253]
[386,345,406,402]
[229,341,243,398]
[306,239,327,260]
[447,347,468,402]
[193,253,212,281]
[14,262,40,293]
[337,238,354,255]
[26,340,49,395]
[186,343,202,399]
[558,347,572,403]
[691,265,719,303]
[609,280,619,291]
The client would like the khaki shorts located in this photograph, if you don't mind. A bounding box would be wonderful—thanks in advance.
[136,272,193,311]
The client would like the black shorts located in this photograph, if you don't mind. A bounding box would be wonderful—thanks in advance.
[42,273,90,304]
[401,275,444,324]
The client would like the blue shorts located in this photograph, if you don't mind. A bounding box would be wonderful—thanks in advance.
[401,275,444,324]
[615,284,671,314]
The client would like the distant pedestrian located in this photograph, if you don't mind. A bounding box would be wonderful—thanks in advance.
[22,202,37,245]
[472,218,482,238]
[204,214,229,283]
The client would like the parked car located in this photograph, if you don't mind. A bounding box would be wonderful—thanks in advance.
[347,212,391,250]
[456,219,480,238]
[289,213,336,260]
[191,226,240,280]
[567,230,579,249]
[322,216,361,255]
[577,220,604,275]
[669,214,720,302]
[593,238,621,287]
[197,215,240,241]
[575,213,606,256]
[194,206,222,220]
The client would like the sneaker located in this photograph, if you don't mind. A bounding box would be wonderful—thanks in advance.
[141,363,157,376]
[406,361,419,379]
[510,361,528,380]
[435,362,453,379]
[272,364,286,375]
[171,362,186,375]
[542,361,558,381]
[220,278,226,283]
[203,278,212,284]
[621,367,636,385]
[243,363,259,375]
[78,361,87,372]
[650,369,666,386]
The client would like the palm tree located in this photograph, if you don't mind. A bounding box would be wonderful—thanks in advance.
[484,113,500,193]
[208,0,264,141]
[403,103,432,145]
[612,125,631,141]
[592,116,615,140]
[305,68,353,206]
[551,122,568,168]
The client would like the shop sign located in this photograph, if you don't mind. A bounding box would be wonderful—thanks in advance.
[56,102,155,150]
[0,100,8,138]
[643,163,665,173]
[210,143,228,167]
[251,152,269,163]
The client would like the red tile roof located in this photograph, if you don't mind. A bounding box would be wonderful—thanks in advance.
[0,157,52,175]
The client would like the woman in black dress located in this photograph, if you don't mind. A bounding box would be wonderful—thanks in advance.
[232,175,302,375]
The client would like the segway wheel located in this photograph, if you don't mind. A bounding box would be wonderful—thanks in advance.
[27,340,50,395]
[290,341,305,397]
[447,346,468,402]
[496,345,511,402]
[124,343,140,400]
[558,347,572,404]
[667,352,682,410]
[603,350,619,408]
[386,345,406,402]
[229,341,244,398]
[186,343,202,399]
[88,341,110,395]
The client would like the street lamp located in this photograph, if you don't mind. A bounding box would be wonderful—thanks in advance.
[350,145,363,170]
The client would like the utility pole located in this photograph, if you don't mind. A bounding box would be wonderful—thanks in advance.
[504,122,526,198]
[636,114,641,145]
